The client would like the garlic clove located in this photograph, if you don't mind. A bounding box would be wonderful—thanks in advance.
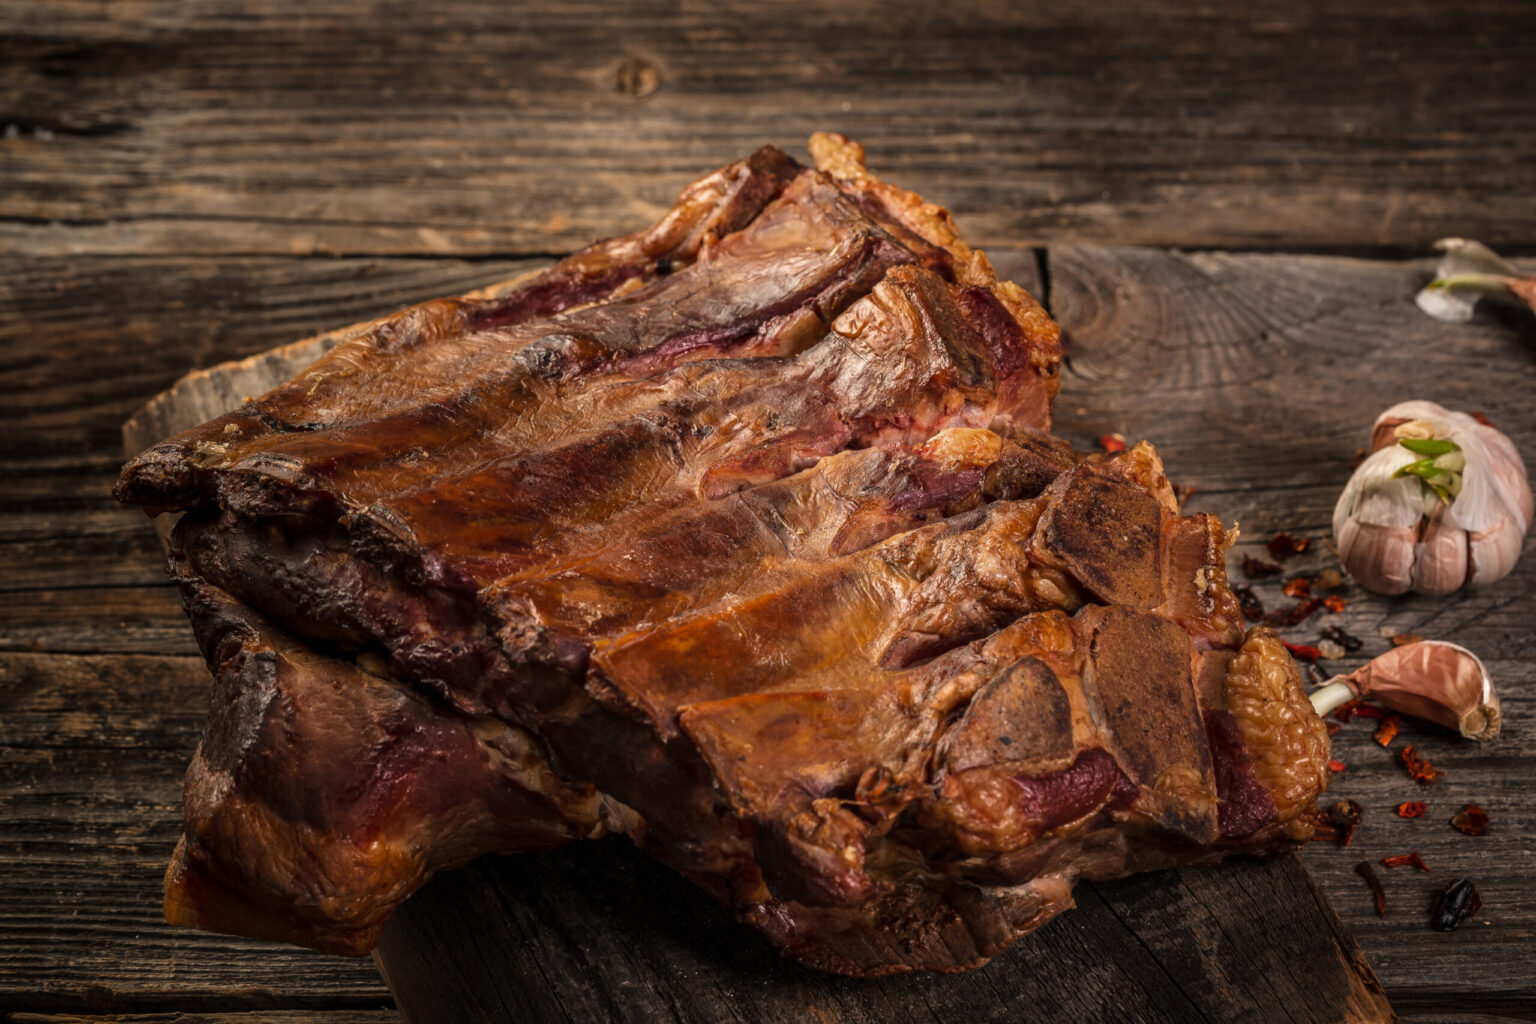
[1345,641,1500,740]
[1336,517,1417,595]
[1409,504,1468,596]
[1468,516,1525,585]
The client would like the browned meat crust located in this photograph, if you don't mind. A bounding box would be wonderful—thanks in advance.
[116,134,1326,975]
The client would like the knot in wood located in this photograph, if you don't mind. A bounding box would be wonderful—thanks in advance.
[615,56,661,98]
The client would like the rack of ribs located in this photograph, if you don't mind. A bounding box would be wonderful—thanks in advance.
[116,133,1329,976]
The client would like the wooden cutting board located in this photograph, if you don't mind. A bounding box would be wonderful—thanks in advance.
[124,255,1396,1024]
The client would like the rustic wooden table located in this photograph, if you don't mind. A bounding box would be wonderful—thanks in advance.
[3,2,1533,1022]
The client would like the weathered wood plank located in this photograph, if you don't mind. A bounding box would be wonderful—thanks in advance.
[1046,245,1536,1014]
[10,1014,400,1024]
[9,244,1532,1015]
[4,0,1535,257]
[0,654,393,1014]
[1298,660,1536,1017]
[0,586,193,656]
[376,838,1389,1024]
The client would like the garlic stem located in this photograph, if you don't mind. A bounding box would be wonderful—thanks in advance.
[1308,679,1358,717]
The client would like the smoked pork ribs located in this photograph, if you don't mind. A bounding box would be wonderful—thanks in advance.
[116,133,1330,976]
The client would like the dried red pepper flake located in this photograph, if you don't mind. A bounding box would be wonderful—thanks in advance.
[1355,861,1387,918]
[1372,714,1401,748]
[1241,555,1282,579]
[1265,597,1321,627]
[1325,720,1342,737]
[1391,633,1425,647]
[1320,624,1363,653]
[1098,433,1127,453]
[1274,596,1325,626]
[1400,745,1444,784]
[1308,809,1340,843]
[1332,699,1363,722]
[1381,851,1430,872]
[1330,799,1363,846]
[1283,640,1321,662]
[1232,584,1265,622]
[1470,411,1495,428]
[1329,759,1346,773]
[1323,594,1348,613]
[1396,801,1427,819]
[1450,804,1489,837]
[1283,577,1312,598]
[1332,699,1387,723]
[1267,533,1312,560]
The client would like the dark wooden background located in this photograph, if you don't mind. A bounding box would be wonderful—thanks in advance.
[3,1,1534,1021]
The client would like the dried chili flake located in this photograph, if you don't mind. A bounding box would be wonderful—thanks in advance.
[1392,633,1425,647]
[1332,699,1387,723]
[1354,861,1387,918]
[1450,804,1489,837]
[1431,878,1481,931]
[1294,596,1325,623]
[1283,640,1321,662]
[1372,714,1401,748]
[1241,555,1282,579]
[1232,584,1265,622]
[1283,577,1312,598]
[1309,809,1340,843]
[1323,594,1348,613]
[1098,433,1127,453]
[1329,759,1346,773]
[1331,799,1363,846]
[1396,801,1427,819]
[1381,851,1429,872]
[1320,624,1364,653]
[1268,596,1325,626]
[1325,720,1341,737]
[1332,699,1363,722]
[1470,411,1495,428]
[1268,533,1312,560]
[1400,745,1444,784]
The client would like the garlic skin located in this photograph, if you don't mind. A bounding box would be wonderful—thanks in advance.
[1334,401,1532,595]
[1310,641,1500,741]
[1414,238,1536,323]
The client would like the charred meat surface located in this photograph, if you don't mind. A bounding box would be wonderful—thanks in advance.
[117,134,1327,976]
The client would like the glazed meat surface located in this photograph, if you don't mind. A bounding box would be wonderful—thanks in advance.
[117,134,1328,974]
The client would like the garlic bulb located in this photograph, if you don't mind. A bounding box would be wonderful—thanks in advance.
[1333,400,1532,595]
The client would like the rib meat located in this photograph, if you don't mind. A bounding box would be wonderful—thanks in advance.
[117,134,1328,974]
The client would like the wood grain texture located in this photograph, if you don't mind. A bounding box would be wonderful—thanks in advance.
[376,841,1390,1024]
[1045,245,1536,1017]
[10,1014,401,1024]
[4,0,1536,258]
[0,653,395,1015]
[6,246,1533,1017]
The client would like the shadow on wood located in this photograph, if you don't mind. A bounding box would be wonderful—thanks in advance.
[375,837,1393,1024]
